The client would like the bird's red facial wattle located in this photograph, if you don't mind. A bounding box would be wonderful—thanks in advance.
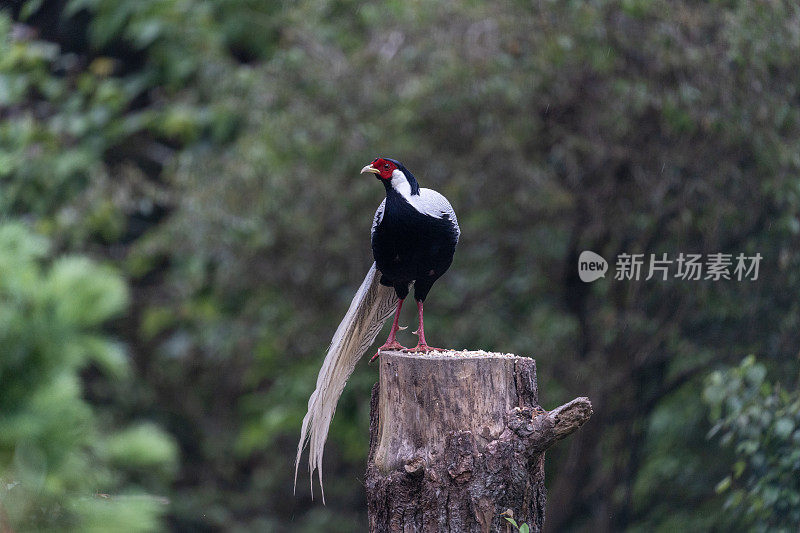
[360,158,397,181]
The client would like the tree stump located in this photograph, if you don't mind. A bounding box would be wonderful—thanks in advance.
[366,350,592,533]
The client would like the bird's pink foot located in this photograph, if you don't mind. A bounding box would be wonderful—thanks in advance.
[370,341,407,362]
[403,344,446,353]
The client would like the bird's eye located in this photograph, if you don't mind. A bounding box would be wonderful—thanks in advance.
[384,163,389,169]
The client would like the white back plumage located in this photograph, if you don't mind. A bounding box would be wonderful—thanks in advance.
[387,170,460,240]
[294,262,399,502]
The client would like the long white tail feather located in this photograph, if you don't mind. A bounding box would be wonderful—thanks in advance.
[294,262,399,503]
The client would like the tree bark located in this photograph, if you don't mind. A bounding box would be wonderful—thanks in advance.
[366,350,592,533]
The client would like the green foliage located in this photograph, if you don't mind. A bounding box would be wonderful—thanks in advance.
[704,356,800,532]
[503,515,530,533]
[0,223,176,532]
[2,0,800,530]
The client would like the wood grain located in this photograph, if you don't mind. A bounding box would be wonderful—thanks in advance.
[366,350,591,533]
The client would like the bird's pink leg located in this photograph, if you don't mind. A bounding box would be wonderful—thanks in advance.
[404,301,444,353]
[370,299,406,362]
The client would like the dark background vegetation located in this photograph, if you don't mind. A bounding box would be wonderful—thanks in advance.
[2,0,800,531]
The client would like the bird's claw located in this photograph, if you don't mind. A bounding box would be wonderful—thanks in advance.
[370,341,407,363]
[403,344,446,353]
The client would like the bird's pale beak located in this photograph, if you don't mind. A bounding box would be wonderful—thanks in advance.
[361,164,380,175]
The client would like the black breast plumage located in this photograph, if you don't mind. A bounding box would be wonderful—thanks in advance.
[371,188,459,302]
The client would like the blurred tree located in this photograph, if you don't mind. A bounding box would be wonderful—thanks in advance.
[0,223,177,532]
[704,356,800,533]
[2,0,800,531]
